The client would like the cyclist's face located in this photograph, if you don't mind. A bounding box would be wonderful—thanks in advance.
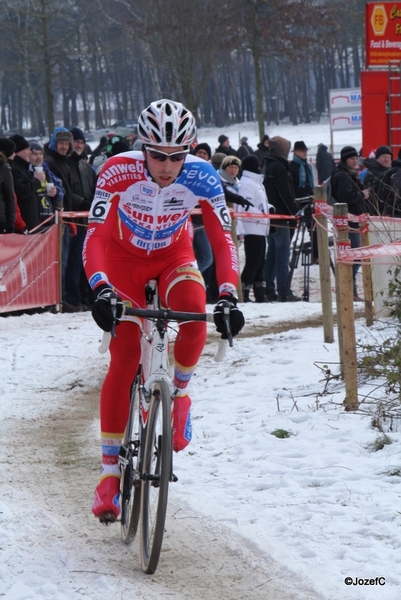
[145,145,187,188]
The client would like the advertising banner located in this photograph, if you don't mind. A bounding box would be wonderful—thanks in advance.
[366,2,401,67]
[0,226,59,313]
[329,88,362,131]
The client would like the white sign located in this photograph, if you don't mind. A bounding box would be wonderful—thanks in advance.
[331,112,362,131]
[329,87,362,132]
[329,88,362,110]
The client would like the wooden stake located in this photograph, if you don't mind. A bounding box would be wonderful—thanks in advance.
[360,227,374,327]
[333,203,358,411]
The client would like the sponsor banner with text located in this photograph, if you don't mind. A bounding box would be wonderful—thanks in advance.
[366,2,401,67]
[0,226,59,313]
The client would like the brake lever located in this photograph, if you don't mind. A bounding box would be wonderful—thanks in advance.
[110,295,117,339]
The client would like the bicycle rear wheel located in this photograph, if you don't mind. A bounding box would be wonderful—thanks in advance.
[140,380,172,574]
[119,377,142,544]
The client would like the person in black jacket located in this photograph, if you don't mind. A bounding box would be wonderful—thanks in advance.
[315,143,335,184]
[362,145,392,215]
[9,134,43,232]
[215,134,237,156]
[262,136,300,302]
[45,127,95,311]
[331,146,369,300]
[0,141,16,233]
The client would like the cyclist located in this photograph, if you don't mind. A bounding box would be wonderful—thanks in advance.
[83,99,245,522]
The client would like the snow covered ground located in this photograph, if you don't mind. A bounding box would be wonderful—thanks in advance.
[1,293,400,600]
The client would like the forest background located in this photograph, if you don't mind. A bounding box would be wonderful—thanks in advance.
[0,0,366,139]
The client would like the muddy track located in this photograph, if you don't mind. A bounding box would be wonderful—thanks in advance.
[4,379,323,599]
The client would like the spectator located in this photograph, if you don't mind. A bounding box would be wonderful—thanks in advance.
[289,141,314,200]
[237,136,253,160]
[92,135,129,174]
[362,145,392,215]
[253,134,270,166]
[211,152,226,171]
[29,140,63,225]
[331,146,369,300]
[215,134,237,156]
[237,155,271,302]
[89,135,107,166]
[9,134,43,232]
[0,139,16,233]
[45,127,81,311]
[0,138,26,233]
[67,126,97,310]
[290,140,317,261]
[316,143,335,184]
[191,143,214,276]
[262,135,300,302]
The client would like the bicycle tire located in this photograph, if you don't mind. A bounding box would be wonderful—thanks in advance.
[140,380,172,574]
[120,377,142,544]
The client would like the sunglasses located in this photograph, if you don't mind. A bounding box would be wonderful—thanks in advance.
[145,147,188,162]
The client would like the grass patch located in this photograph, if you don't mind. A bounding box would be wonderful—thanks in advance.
[270,428,292,439]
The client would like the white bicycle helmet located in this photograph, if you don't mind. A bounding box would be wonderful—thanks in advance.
[138,98,197,147]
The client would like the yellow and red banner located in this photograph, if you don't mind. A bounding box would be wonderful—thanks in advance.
[366,3,401,67]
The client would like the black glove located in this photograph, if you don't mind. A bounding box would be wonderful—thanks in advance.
[213,293,245,339]
[92,284,123,332]
[233,195,254,212]
[224,188,253,212]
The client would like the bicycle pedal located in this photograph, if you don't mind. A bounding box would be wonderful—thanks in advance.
[98,512,118,525]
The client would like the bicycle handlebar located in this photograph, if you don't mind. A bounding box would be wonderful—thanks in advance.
[98,305,232,361]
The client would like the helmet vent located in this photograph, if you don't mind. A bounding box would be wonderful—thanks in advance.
[165,122,173,143]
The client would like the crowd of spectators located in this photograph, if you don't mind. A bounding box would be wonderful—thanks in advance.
[2,124,396,308]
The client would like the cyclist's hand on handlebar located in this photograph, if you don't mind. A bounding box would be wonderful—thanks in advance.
[92,284,123,332]
[213,292,245,340]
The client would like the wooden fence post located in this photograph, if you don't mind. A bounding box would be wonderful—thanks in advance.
[333,203,358,411]
[314,186,334,343]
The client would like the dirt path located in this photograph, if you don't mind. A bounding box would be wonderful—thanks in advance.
[4,378,324,600]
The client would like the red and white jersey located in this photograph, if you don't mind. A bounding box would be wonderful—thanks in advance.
[83,151,239,295]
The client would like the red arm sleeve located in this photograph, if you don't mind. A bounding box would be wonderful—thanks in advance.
[200,201,239,296]
[82,194,119,290]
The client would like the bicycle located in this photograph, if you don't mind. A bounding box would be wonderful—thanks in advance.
[98,280,232,574]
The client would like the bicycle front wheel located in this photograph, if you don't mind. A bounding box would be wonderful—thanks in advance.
[140,380,172,574]
[120,377,142,544]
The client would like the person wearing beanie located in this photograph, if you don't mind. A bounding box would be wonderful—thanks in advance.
[237,155,271,302]
[237,136,254,160]
[0,138,16,160]
[332,146,369,300]
[70,127,86,157]
[215,134,237,157]
[0,139,16,233]
[9,134,30,154]
[193,142,212,161]
[361,144,392,216]
[9,134,45,231]
[29,140,43,153]
[262,135,300,302]
[253,134,270,166]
